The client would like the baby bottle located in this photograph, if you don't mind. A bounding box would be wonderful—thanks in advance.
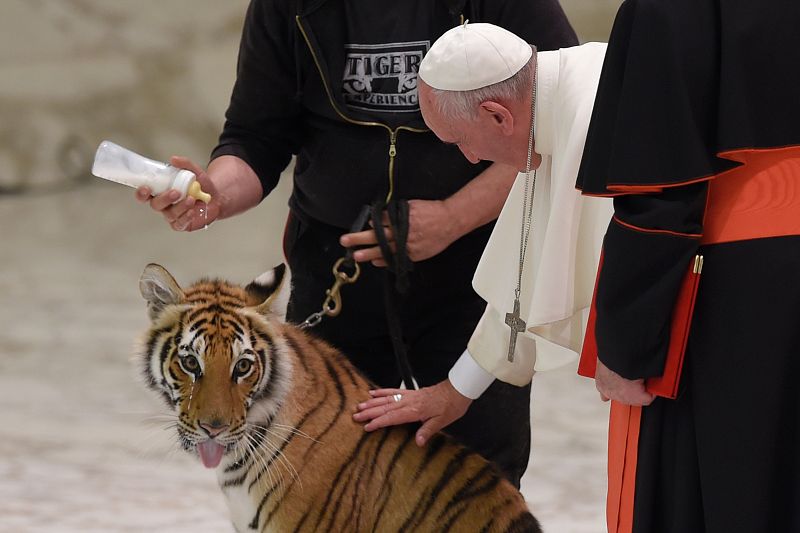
[91,140,211,203]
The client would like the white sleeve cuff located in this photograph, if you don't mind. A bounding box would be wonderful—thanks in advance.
[448,349,495,400]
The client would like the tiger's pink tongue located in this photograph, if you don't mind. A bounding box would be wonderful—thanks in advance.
[198,440,224,469]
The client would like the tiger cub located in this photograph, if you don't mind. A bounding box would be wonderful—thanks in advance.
[138,263,541,533]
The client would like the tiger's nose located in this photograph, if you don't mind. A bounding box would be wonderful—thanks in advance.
[199,420,229,437]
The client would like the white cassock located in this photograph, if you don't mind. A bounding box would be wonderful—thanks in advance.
[449,42,614,397]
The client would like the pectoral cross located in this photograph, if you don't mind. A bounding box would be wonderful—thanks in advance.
[505,298,526,362]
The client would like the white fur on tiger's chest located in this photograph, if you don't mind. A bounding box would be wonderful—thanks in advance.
[220,482,259,532]
[217,469,260,532]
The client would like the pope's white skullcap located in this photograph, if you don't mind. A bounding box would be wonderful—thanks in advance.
[419,21,532,91]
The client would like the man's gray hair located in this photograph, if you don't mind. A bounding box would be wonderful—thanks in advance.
[430,51,535,122]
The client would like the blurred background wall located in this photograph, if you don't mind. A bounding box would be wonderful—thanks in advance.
[0,0,621,198]
[0,0,249,195]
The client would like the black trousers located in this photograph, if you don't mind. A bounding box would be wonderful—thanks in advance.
[283,212,531,487]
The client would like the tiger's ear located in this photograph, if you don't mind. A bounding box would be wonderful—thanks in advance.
[139,263,185,320]
[246,264,290,321]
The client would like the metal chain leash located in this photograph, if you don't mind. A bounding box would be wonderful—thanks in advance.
[298,257,361,329]
[297,205,371,330]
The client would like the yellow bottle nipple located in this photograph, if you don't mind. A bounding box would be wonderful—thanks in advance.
[188,181,212,203]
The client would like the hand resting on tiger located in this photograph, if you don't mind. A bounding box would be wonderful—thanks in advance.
[137,263,541,533]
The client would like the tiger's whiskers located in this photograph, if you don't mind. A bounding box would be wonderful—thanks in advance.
[270,423,321,444]
[131,419,184,466]
[243,431,284,497]
[248,425,301,492]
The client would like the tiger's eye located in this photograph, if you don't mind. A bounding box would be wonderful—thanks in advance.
[235,359,253,376]
[181,355,200,373]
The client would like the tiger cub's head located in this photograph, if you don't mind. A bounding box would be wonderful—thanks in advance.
[137,263,292,469]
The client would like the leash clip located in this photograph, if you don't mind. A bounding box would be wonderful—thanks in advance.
[321,257,361,317]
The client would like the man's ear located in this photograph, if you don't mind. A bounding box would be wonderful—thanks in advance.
[478,101,515,135]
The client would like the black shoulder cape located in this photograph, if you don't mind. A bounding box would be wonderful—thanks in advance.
[577,0,800,196]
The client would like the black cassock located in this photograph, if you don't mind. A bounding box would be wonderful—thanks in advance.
[576,0,800,531]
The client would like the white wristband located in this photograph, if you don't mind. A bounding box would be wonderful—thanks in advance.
[448,349,495,400]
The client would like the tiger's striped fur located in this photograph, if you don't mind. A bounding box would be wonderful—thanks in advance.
[138,263,540,533]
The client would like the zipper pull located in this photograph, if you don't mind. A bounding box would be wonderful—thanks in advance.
[386,131,398,203]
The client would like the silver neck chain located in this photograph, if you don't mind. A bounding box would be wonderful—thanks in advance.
[515,53,538,301]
